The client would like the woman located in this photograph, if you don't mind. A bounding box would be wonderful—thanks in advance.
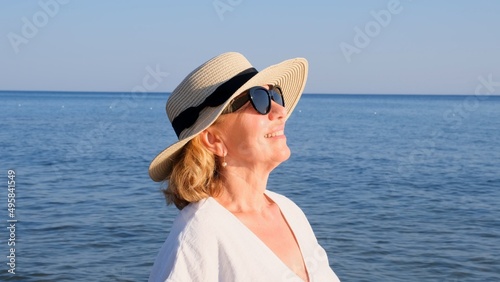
[148,52,340,281]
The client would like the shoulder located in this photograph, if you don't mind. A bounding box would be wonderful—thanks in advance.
[265,190,306,215]
[149,198,222,281]
[265,190,314,230]
[169,197,222,246]
[265,190,315,234]
[265,189,293,204]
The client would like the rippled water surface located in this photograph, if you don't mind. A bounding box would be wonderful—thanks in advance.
[1,92,499,281]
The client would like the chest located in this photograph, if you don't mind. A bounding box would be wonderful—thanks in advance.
[235,209,309,281]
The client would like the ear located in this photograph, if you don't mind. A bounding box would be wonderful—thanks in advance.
[199,128,226,157]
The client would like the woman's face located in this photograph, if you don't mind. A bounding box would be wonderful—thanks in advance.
[217,85,291,172]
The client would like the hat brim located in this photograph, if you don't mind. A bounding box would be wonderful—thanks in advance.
[148,57,308,182]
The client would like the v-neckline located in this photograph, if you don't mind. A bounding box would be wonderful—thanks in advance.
[208,190,310,281]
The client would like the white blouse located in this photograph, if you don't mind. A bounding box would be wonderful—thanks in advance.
[149,190,340,282]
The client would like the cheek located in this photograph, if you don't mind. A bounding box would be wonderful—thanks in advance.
[253,120,268,146]
[233,129,264,157]
[226,114,268,157]
[228,128,258,157]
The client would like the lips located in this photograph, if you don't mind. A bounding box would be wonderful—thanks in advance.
[264,130,284,138]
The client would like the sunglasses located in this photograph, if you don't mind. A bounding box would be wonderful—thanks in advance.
[228,86,285,114]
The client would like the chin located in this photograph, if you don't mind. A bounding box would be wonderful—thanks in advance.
[276,147,291,163]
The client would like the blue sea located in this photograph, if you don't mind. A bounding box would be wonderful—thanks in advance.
[1,91,499,282]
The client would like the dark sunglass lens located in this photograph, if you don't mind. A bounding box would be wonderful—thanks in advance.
[270,90,285,107]
[272,86,282,95]
[229,94,250,112]
[250,88,270,114]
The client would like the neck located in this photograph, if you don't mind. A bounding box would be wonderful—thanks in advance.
[215,167,271,213]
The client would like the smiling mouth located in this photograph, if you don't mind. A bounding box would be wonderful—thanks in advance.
[264,130,284,138]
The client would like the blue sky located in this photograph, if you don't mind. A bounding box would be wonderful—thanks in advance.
[1,0,499,94]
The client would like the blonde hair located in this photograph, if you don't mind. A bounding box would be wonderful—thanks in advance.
[162,115,231,210]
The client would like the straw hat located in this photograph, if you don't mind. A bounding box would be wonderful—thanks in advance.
[149,52,308,182]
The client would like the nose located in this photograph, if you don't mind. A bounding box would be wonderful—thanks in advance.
[268,99,286,120]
